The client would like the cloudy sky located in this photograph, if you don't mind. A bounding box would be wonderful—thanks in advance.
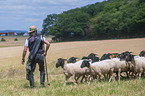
[0,0,104,31]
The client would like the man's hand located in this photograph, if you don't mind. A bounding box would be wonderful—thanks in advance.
[21,46,27,65]
[43,51,47,56]
[21,59,25,65]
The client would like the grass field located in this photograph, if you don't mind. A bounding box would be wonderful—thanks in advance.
[0,36,145,96]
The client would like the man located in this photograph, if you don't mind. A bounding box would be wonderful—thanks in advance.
[21,25,50,88]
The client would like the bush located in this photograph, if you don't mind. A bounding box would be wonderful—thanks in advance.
[1,37,6,41]
[14,38,18,41]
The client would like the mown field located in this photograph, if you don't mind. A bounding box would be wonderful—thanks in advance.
[0,36,145,96]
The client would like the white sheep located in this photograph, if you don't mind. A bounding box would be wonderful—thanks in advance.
[126,54,145,79]
[111,58,128,81]
[81,59,115,82]
[56,58,89,85]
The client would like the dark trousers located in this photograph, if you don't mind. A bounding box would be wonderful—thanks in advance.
[28,53,45,87]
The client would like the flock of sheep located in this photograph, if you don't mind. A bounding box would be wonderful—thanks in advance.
[56,50,145,85]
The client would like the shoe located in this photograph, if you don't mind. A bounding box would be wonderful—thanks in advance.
[30,86,34,88]
[41,84,45,87]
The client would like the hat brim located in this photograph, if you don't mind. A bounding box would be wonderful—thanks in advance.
[28,29,38,34]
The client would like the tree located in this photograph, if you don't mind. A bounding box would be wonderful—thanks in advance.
[41,14,58,35]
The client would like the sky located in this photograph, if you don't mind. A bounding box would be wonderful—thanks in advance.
[0,0,104,31]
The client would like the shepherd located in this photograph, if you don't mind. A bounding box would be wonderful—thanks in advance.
[21,25,50,88]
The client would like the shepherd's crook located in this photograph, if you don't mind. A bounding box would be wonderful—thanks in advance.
[45,56,50,85]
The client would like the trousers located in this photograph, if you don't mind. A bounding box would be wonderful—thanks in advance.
[28,53,45,87]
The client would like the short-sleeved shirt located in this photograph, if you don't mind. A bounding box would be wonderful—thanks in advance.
[25,35,46,46]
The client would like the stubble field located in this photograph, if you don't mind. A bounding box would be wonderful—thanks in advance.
[0,36,145,96]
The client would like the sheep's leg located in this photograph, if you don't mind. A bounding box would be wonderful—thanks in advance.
[97,75,99,81]
[64,76,70,85]
[103,74,106,81]
[75,77,80,83]
[103,74,107,81]
[72,74,77,85]
[116,72,118,80]
[109,69,114,82]
[118,68,121,81]
[109,74,113,82]
[93,75,97,81]
[133,71,137,79]
[99,73,102,82]
[80,76,84,83]
[126,71,130,79]
[107,73,110,80]
[139,68,143,79]
[86,75,91,84]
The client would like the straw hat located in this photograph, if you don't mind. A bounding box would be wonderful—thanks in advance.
[28,25,38,33]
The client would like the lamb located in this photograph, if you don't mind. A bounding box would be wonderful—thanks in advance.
[56,58,89,85]
[81,59,115,82]
[126,54,145,79]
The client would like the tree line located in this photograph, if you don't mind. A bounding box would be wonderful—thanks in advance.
[41,0,145,41]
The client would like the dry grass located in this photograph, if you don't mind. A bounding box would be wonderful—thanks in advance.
[0,38,145,75]
[0,36,52,47]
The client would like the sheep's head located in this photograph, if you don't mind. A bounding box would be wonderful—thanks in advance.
[81,60,90,68]
[56,58,66,68]
[139,50,145,57]
[110,53,119,58]
[67,57,79,63]
[100,53,111,61]
[92,57,99,63]
[88,53,97,59]
[120,51,132,61]
[126,54,134,62]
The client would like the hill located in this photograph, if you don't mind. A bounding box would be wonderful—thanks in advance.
[0,30,27,33]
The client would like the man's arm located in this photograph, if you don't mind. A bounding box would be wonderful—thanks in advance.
[43,40,50,56]
[21,46,28,65]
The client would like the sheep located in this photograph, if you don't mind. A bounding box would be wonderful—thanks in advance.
[111,58,131,81]
[119,51,140,78]
[80,53,100,82]
[66,54,99,83]
[56,58,89,85]
[67,57,87,82]
[81,59,115,82]
[126,54,145,79]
